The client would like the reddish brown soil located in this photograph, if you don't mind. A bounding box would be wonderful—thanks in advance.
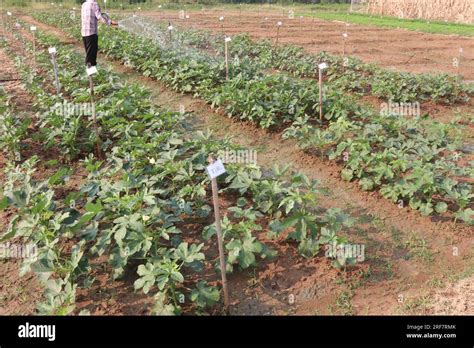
[145,8,474,81]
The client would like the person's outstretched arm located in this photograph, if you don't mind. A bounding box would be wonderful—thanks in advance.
[94,3,118,26]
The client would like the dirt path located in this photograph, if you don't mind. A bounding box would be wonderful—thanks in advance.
[12,14,474,315]
[146,9,474,81]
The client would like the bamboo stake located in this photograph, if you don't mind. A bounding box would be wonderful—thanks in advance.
[87,67,102,159]
[319,68,323,121]
[48,47,61,94]
[276,21,282,44]
[224,36,231,81]
[458,47,463,80]
[30,26,37,72]
[207,156,230,312]
[318,63,327,121]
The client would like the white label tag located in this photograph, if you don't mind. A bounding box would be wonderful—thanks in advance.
[185,15,189,19]
[30,26,37,31]
[225,36,231,43]
[219,16,224,21]
[86,66,98,76]
[318,62,328,70]
[48,47,56,54]
[277,21,282,26]
[168,25,173,31]
[207,160,226,179]
[459,47,463,54]
[7,11,12,16]
[342,32,348,38]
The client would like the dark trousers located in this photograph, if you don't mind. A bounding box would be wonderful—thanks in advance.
[82,34,98,67]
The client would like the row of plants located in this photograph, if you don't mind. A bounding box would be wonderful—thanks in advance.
[35,12,357,129]
[133,16,473,105]
[32,12,473,223]
[1,20,356,315]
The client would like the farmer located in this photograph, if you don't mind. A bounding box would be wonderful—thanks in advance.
[81,0,118,67]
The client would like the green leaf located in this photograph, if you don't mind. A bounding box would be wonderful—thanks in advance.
[85,200,103,214]
[0,196,9,210]
[190,281,220,308]
[434,202,448,214]
[341,169,354,182]
[48,167,70,186]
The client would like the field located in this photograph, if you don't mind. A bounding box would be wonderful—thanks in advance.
[149,8,474,79]
[0,2,473,317]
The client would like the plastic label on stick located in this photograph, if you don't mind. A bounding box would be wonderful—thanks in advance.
[86,66,98,76]
[343,32,348,38]
[168,25,173,31]
[225,36,231,43]
[30,26,37,31]
[7,11,12,16]
[318,62,328,70]
[277,21,282,26]
[48,47,56,54]
[207,160,226,179]
[219,16,224,21]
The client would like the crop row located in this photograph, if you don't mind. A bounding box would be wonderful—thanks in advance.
[135,16,473,105]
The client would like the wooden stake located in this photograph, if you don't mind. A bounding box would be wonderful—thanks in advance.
[224,37,230,81]
[87,71,102,159]
[276,22,281,44]
[207,156,230,312]
[49,48,61,94]
[458,47,463,80]
[319,69,323,121]
[31,29,36,72]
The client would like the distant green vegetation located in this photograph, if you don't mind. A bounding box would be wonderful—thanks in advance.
[303,11,474,37]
